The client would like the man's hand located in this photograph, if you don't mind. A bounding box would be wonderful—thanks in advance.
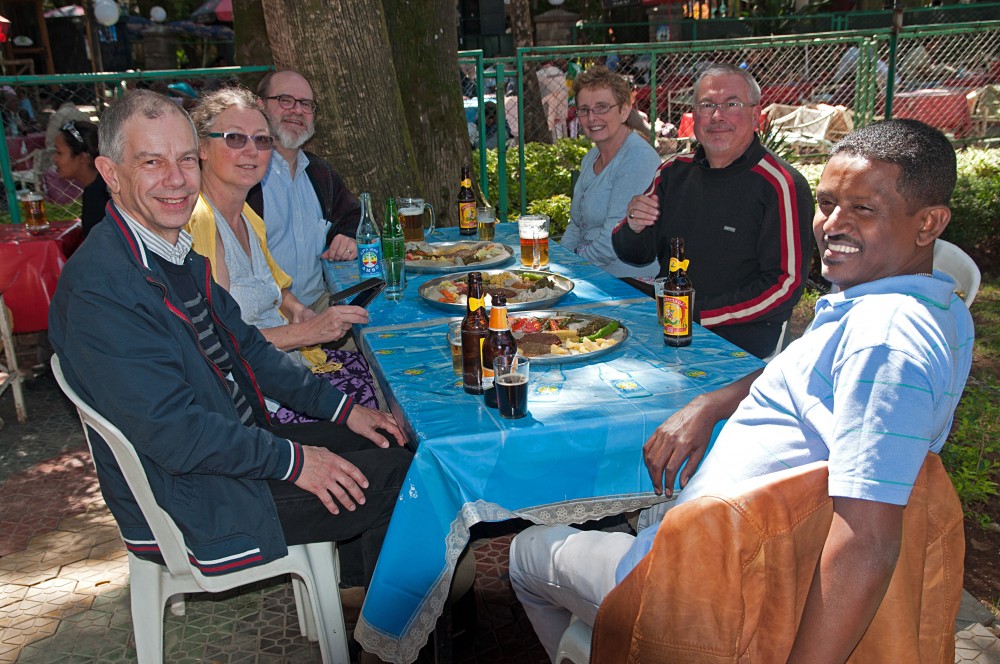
[303,305,368,343]
[322,233,357,261]
[625,193,660,233]
[644,369,762,495]
[293,445,369,515]
[644,398,721,496]
[347,405,407,449]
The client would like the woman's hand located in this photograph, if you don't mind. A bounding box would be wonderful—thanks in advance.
[303,305,369,343]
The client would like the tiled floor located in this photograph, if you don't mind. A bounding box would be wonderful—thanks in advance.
[1,362,997,664]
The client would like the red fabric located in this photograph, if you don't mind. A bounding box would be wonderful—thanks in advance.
[894,88,973,138]
[632,77,694,116]
[5,132,45,171]
[0,220,82,333]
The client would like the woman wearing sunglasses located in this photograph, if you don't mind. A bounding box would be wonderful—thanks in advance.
[561,66,662,283]
[52,120,110,239]
[187,87,379,421]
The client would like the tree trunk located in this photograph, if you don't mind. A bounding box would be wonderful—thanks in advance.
[509,0,553,144]
[256,0,419,212]
[232,0,271,91]
[383,0,470,226]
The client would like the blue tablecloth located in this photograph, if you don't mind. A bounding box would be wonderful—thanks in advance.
[327,227,764,663]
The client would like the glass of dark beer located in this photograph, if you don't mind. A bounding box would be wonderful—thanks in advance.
[493,355,529,419]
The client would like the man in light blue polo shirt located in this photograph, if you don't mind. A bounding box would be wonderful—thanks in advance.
[509,119,975,663]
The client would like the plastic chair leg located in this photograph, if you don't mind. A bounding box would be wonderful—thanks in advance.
[304,542,350,664]
[292,576,318,641]
[128,556,167,664]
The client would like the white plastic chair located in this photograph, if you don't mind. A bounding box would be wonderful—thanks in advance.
[0,292,27,425]
[934,239,981,307]
[762,320,789,363]
[51,355,350,664]
[556,616,592,664]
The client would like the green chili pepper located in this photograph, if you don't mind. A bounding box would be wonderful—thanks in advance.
[585,321,619,341]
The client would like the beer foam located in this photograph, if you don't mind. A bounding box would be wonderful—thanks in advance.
[400,207,423,216]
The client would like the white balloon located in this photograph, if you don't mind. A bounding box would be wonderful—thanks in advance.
[150,6,167,22]
[94,0,120,27]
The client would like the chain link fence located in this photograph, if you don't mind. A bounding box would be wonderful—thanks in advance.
[0,67,268,224]
[463,21,1000,235]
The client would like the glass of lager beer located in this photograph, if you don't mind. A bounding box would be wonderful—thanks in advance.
[517,214,549,270]
[396,196,436,243]
[477,205,495,241]
[18,192,49,234]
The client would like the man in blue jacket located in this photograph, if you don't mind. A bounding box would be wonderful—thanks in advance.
[48,90,411,593]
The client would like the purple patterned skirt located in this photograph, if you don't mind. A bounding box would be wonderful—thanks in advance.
[271,348,379,425]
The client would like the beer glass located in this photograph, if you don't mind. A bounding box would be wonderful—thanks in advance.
[397,196,436,243]
[494,355,529,419]
[18,192,48,234]
[447,321,463,376]
[517,214,549,270]
[477,205,496,241]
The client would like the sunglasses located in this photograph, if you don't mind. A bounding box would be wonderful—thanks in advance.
[62,121,84,146]
[207,132,274,151]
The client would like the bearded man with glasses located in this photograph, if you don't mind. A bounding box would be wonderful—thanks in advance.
[247,70,362,312]
[613,63,814,361]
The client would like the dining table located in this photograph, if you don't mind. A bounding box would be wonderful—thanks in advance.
[0,220,83,333]
[323,225,765,663]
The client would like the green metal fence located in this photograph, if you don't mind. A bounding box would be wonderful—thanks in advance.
[463,21,1000,223]
[0,66,270,224]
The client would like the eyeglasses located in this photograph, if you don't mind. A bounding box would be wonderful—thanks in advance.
[576,102,621,118]
[208,132,274,151]
[694,101,756,116]
[265,94,318,114]
[62,121,84,146]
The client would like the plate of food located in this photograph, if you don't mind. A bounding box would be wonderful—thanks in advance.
[419,269,575,311]
[405,241,514,273]
[507,310,628,365]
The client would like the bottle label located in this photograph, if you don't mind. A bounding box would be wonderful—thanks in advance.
[669,257,690,272]
[661,295,691,337]
[358,241,382,278]
[459,201,477,230]
[469,295,483,312]
[461,178,472,188]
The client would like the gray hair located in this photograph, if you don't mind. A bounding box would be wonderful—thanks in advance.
[694,63,762,106]
[98,90,198,163]
[190,86,265,143]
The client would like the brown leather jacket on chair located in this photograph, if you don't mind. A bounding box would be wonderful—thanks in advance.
[591,455,964,664]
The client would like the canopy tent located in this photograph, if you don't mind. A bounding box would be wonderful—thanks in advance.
[0,15,10,43]
[191,0,233,23]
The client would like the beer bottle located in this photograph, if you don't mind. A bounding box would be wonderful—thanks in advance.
[461,272,489,394]
[458,165,477,236]
[481,294,517,408]
[356,193,383,280]
[660,237,695,347]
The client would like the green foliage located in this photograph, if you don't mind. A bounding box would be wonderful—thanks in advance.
[945,148,1000,251]
[473,137,591,217]
[527,195,572,238]
[941,376,1000,525]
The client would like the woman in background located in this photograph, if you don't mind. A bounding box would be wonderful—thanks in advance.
[187,86,378,422]
[561,66,661,282]
[51,120,109,238]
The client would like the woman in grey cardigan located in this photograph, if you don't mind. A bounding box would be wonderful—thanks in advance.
[562,66,662,280]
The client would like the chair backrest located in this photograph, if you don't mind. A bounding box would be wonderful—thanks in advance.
[934,239,981,307]
[51,354,195,577]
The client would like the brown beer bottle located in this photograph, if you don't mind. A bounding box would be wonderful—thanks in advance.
[458,165,477,236]
[481,294,517,408]
[661,237,695,347]
[461,272,489,394]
